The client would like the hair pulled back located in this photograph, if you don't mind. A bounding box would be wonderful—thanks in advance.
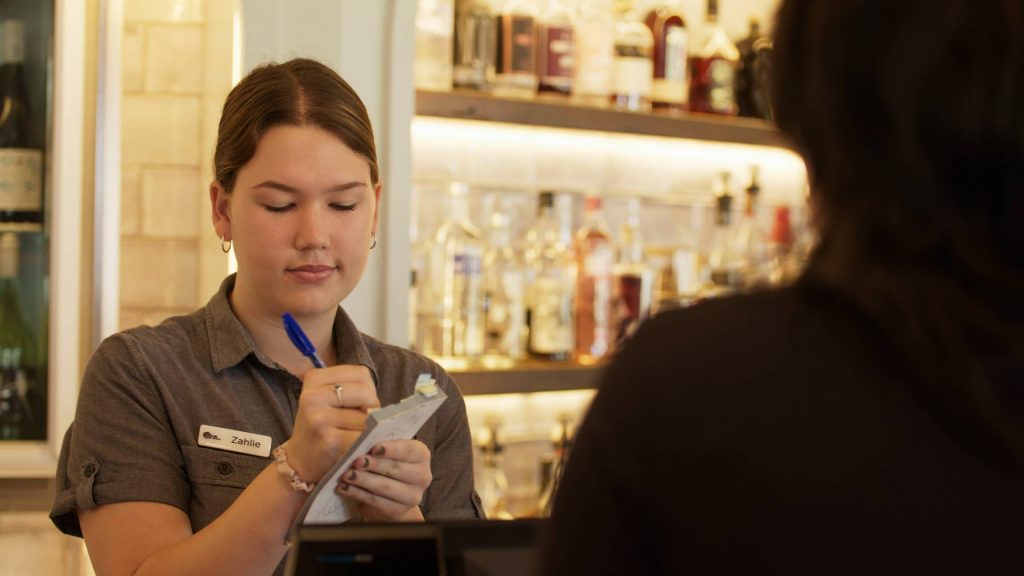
[214,58,379,194]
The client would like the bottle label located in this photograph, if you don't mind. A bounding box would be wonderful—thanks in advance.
[499,14,536,75]
[0,149,42,211]
[708,59,736,112]
[540,25,575,83]
[611,57,653,97]
[653,25,688,105]
[574,19,613,97]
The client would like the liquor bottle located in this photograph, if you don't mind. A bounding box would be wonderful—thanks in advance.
[571,0,614,107]
[735,165,768,287]
[611,198,654,350]
[0,233,38,440]
[767,204,796,285]
[735,16,773,120]
[493,0,539,98]
[573,195,613,364]
[477,419,514,519]
[453,0,497,91]
[706,172,744,291]
[537,415,573,517]
[689,0,739,115]
[0,19,43,226]
[609,2,654,112]
[525,191,575,361]
[482,210,526,362]
[415,0,456,91]
[645,1,689,110]
[537,0,575,96]
[434,182,485,361]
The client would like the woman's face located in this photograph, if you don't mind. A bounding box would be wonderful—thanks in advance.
[211,124,380,322]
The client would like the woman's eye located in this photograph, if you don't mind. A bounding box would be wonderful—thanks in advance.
[331,203,358,212]
[263,204,293,213]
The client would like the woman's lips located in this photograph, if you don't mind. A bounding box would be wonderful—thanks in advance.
[287,265,336,282]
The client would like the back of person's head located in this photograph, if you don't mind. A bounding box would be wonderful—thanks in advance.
[772,0,1024,469]
[214,58,379,194]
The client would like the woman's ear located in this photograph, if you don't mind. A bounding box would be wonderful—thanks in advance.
[210,182,231,240]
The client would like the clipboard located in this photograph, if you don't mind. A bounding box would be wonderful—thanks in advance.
[293,373,448,527]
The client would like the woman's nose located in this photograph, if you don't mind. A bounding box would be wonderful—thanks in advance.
[295,205,330,250]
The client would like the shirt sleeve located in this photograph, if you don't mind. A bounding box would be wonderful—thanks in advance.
[50,332,190,536]
[421,368,485,520]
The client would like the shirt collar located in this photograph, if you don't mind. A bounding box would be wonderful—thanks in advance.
[205,274,379,387]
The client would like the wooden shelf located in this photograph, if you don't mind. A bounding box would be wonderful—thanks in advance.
[449,360,606,396]
[415,89,792,149]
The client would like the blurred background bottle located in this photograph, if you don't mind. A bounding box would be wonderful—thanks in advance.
[536,414,573,517]
[483,209,526,363]
[434,182,485,361]
[571,0,614,107]
[610,0,653,112]
[573,195,613,364]
[645,0,688,110]
[493,0,539,98]
[537,0,575,96]
[611,197,655,350]
[477,418,515,519]
[525,191,575,361]
[706,172,744,292]
[689,0,739,115]
[0,18,43,226]
[453,0,497,91]
[735,15,773,120]
[0,232,39,439]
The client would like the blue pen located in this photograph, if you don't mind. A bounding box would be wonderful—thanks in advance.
[282,313,326,369]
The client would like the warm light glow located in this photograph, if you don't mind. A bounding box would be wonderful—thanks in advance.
[412,116,808,205]
[464,389,597,443]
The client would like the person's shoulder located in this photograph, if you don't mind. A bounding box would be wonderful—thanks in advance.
[93,309,203,365]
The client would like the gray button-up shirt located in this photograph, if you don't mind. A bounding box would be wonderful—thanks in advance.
[51,275,482,562]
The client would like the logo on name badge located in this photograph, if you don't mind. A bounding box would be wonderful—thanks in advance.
[197,425,272,458]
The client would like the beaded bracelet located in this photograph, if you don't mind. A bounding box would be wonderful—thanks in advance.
[272,444,315,493]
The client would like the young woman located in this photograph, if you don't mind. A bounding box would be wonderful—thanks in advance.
[51,58,482,575]
[539,0,1024,573]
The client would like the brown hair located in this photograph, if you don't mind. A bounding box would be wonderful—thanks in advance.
[213,58,379,193]
[772,0,1024,470]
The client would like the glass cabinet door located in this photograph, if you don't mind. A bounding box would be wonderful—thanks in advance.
[0,0,54,442]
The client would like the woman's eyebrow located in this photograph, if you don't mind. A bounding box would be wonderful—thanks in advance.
[250,180,367,193]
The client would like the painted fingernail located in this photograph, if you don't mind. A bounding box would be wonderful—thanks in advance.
[339,482,350,492]
[358,456,369,468]
[347,470,357,481]
[372,445,386,457]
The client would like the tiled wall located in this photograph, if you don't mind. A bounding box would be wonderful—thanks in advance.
[119,0,232,329]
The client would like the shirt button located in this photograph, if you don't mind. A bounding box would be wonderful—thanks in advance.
[216,461,234,476]
[82,463,97,477]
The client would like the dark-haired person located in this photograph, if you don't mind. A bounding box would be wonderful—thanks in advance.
[538,0,1024,573]
[50,58,482,576]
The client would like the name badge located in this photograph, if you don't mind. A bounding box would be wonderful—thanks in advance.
[197,425,272,458]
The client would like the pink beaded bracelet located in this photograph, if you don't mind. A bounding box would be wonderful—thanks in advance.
[272,444,315,493]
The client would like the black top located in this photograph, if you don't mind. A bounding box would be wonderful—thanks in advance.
[538,279,1024,575]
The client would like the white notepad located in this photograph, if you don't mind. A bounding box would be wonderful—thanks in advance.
[293,373,448,527]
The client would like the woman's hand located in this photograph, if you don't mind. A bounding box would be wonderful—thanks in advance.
[286,364,380,484]
[337,439,432,522]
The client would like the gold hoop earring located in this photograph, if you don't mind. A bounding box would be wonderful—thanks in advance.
[221,238,232,253]
[370,234,377,250]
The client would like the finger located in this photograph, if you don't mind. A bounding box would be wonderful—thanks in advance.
[300,366,380,411]
[338,470,423,515]
[351,453,432,488]
[304,406,369,434]
[365,439,431,464]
